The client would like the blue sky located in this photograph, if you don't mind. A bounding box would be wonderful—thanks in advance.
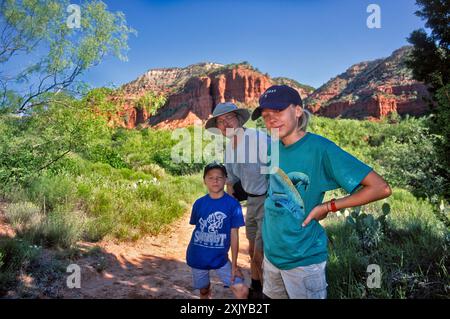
[83,0,426,89]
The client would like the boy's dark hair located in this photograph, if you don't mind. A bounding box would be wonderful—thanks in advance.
[203,162,227,179]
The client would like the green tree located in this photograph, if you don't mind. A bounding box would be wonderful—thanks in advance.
[0,94,112,184]
[0,0,136,114]
[84,87,119,113]
[135,91,167,116]
[432,84,450,199]
[406,0,449,90]
[406,0,450,199]
[0,0,135,184]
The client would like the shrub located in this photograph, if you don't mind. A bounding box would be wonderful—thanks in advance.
[0,238,40,290]
[27,174,77,212]
[5,202,85,249]
[24,210,86,249]
[5,202,43,234]
[85,144,130,169]
[137,163,166,179]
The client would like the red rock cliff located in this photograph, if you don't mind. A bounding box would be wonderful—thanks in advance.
[112,62,312,129]
[148,66,273,128]
[305,47,432,119]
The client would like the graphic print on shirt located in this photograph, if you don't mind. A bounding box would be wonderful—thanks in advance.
[268,167,310,220]
[194,211,228,248]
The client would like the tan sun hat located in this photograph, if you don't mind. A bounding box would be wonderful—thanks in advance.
[205,102,250,131]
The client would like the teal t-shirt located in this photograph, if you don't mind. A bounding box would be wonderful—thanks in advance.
[263,132,373,270]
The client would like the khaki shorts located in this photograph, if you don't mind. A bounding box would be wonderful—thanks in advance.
[245,195,265,250]
[263,256,328,299]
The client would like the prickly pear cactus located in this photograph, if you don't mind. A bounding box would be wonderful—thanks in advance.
[345,203,391,250]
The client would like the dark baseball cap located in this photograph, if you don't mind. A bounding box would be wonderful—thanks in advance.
[251,85,302,120]
[203,161,227,179]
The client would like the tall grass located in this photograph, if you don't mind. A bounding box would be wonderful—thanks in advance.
[0,238,40,291]
[324,188,448,298]
[4,201,85,249]
[4,202,43,234]
[3,154,205,243]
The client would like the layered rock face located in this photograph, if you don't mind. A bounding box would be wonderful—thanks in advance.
[304,46,432,119]
[109,46,431,129]
[115,63,223,128]
[118,63,308,129]
[149,66,273,128]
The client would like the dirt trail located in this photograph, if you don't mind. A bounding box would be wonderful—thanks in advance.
[62,208,251,299]
[0,202,15,238]
[0,200,252,299]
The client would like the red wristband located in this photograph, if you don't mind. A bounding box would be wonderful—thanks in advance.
[330,198,338,212]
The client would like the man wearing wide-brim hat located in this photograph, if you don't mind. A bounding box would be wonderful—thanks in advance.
[206,102,269,299]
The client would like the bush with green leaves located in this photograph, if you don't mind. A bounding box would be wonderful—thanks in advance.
[431,84,450,199]
[0,96,112,185]
[369,117,444,199]
[108,126,207,175]
[406,0,449,201]
[136,164,166,180]
[135,91,167,116]
[84,144,130,169]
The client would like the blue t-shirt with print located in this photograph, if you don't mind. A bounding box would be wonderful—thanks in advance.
[263,132,373,270]
[186,193,245,270]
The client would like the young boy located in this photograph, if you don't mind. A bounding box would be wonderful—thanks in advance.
[252,85,392,299]
[186,162,249,299]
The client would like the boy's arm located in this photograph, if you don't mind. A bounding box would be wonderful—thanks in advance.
[230,227,241,283]
[189,201,198,225]
[302,170,392,226]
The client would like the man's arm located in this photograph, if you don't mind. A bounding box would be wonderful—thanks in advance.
[226,182,235,197]
[224,161,239,198]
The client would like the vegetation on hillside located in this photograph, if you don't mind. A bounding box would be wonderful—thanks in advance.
[272,77,315,93]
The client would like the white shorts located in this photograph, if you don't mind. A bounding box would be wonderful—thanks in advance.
[263,256,327,299]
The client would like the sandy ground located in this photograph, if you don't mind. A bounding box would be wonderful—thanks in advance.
[61,207,251,299]
[0,200,252,299]
[0,202,15,238]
